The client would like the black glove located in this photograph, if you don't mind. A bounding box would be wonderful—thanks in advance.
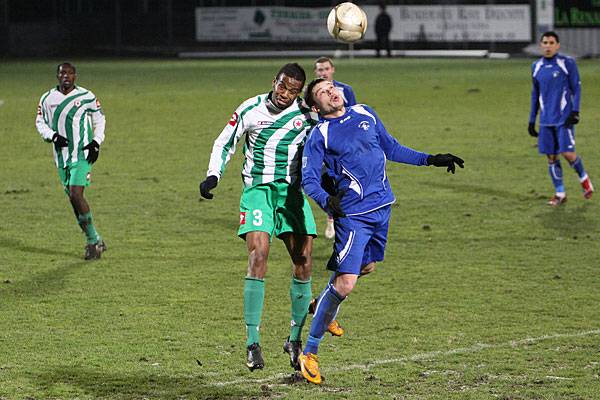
[199,175,218,199]
[528,123,538,137]
[327,189,346,218]
[565,111,580,125]
[321,172,336,195]
[427,153,464,174]
[52,133,69,148]
[83,140,100,164]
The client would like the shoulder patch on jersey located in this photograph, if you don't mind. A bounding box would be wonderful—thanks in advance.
[229,112,239,127]
[352,105,377,124]
[318,121,330,149]
[532,60,544,78]
[556,58,569,75]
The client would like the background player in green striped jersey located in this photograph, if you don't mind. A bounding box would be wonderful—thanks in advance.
[35,62,107,260]
[200,63,337,372]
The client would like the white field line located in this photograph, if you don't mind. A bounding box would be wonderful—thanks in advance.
[206,329,600,387]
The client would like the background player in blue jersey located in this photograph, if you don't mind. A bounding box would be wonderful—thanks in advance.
[297,78,464,384]
[528,31,594,206]
[313,57,357,109]
[313,56,357,241]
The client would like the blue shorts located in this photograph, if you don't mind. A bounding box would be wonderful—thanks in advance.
[538,125,576,155]
[327,206,391,275]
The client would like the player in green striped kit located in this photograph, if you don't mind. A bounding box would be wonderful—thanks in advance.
[200,63,335,372]
[35,62,106,260]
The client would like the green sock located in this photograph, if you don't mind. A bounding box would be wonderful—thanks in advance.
[289,277,312,342]
[244,277,265,347]
[77,211,101,244]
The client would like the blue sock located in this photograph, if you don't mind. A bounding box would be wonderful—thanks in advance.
[548,160,565,194]
[569,157,587,180]
[304,283,345,355]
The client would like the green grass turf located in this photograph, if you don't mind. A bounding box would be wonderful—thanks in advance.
[1,58,599,399]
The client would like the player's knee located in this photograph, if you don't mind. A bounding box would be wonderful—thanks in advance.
[248,249,268,277]
[360,263,376,276]
[68,189,83,204]
[292,252,311,268]
[334,275,358,297]
[249,249,268,264]
[562,152,577,163]
[292,262,311,281]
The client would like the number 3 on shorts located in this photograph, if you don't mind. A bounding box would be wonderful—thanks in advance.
[252,209,263,226]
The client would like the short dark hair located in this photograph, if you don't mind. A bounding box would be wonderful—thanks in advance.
[275,63,306,85]
[314,56,333,68]
[304,77,327,108]
[541,31,559,43]
[57,62,76,74]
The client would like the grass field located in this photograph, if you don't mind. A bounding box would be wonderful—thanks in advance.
[1,58,599,399]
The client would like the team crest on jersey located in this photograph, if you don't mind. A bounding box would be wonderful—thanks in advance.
[240,212,246,225]
[359,121,370,131]
[553,71,560,78]
[293,118,304,129]
[75,100,81,107]
[229,112,239,127]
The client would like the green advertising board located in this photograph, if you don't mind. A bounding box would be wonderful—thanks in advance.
[555,0,600,27]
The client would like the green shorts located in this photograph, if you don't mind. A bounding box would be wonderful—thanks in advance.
[58,161,92,194]
[238,180,317,240]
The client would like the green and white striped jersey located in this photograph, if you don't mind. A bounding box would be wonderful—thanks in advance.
[206,94,318,188]
[35,86,106,168]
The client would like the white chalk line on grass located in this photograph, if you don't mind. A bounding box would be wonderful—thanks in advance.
[205,329,600,387]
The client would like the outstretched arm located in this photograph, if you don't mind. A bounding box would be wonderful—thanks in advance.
[200,102,249,199]
[372,108,464,173]
[373,110,429,166]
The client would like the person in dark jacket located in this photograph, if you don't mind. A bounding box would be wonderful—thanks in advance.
[375,3,392,57]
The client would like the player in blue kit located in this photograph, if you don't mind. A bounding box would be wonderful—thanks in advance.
[305,56,360,338]
[314,56,358,241]
[528,31,593,206]
[297,78,464,384]
[314,57,357,109]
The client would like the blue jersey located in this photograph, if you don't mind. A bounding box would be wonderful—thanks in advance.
[529,54,581,127]
[302,104,429,216]
[333,80,357,107]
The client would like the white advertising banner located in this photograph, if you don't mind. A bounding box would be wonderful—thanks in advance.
[195,7,331,42]
[362,4,531,42]
[196,5,531,43]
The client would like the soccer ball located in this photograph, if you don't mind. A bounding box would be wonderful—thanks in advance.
[327,3,368,43]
